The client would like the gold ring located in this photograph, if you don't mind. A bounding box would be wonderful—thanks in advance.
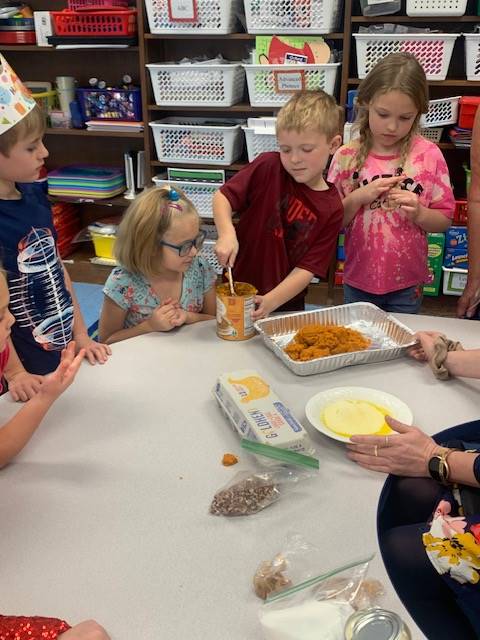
[374,445,378,457]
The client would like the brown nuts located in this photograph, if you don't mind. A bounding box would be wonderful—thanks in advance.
[210,475,280,516]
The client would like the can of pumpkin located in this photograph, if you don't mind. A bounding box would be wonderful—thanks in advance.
[216,282,257,341]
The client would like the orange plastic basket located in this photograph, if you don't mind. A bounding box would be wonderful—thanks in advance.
[51,9,136,36]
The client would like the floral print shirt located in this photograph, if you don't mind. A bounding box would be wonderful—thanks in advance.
[103,256,216,329]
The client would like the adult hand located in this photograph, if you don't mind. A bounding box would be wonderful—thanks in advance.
[39,342,85,402]
[457,280,480,318]
[356,176,404,206]
[7,370,44,402]
[58,620,110,640]
[408,331,445,362]
[251,294,275,321]
[75,333,111,365]
[346,416,440,477]
[387,187,420,220]
[215,233,239,268]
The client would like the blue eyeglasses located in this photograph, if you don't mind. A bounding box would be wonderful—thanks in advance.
[159,230,206,258]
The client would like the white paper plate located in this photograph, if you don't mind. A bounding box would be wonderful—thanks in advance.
[305,386,413,443]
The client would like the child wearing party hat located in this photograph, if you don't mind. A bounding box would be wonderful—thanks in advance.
[0,54,111,397]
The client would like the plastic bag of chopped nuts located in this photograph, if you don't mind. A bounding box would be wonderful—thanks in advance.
[210,464,316,518]
[210,441,319,517]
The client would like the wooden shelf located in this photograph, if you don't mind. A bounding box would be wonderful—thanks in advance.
[347,77,478,86]
[148,103,276,113]
[50,195,131,207]
[144,32,344,40]
[1,45,139,51]
[63,245,115,284]
[46,127,144,138]
[351,15,480,22]
[151,160,247,171]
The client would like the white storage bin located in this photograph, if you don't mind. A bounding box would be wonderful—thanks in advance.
[421,96,461,128]
[152,174,221,218]
[442,267,468,296]
[465,34,480,82]
[244,0,342,33]
[146,63,245,107]
[149,118,244,166]
[244,63,340,107]
[343,122,442,145]
[420,127,443,143]
[199,239,222,274]
[353,33,458,80]
[243,117,278,162]
[406,0,467,15]
[145,0,241,34]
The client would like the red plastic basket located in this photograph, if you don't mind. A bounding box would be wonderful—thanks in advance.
[68,0,128,11]
[51,9,136,37]
[454,200,468,225]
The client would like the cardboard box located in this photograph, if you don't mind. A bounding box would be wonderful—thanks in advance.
[424,233,445,297]
[445,226,468,251]
[213,370,313,454]
[33,11,53,47]
[442,267,468,296]
[443,248,468,270]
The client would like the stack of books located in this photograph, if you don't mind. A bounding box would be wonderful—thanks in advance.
[86,120,143,133]
[47,164,126,200]
[448,127,472,149]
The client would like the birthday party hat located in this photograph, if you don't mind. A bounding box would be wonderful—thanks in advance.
[0,53,36,135]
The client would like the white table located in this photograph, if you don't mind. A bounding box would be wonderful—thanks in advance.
[0,314,478,640]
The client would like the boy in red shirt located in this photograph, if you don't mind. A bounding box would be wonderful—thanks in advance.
[214,90,343,319]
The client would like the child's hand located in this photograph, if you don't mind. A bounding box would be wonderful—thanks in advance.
[387,188,420,221]
[75,333,111,365]
[39,342,85,402]
[58,620,110,640]
[147,298,182,332]
[8,370,44,402]
[172,307,188,327]
[251,294,275,321]
[356,176,404,206]
[215,233,239,268]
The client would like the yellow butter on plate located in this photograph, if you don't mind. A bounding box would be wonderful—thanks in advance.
[322,399,393,438]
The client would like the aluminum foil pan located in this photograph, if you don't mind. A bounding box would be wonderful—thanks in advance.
[254,302,416,376]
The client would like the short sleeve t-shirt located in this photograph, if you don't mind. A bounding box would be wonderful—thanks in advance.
[0,184,73,374]
[220,152,343,303]
[103,255,216,328]
[327,136,454,294]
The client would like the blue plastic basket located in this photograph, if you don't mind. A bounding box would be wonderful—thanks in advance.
[76,87,142,121]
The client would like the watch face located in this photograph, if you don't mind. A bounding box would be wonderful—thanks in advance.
[428,456,442,482]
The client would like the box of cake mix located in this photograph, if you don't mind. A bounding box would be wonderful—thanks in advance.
[213,370,314,454]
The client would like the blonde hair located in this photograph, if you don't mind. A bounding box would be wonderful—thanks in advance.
[114,186,198,278]
[276,90,342,140]
[0,105,46,156]
[353,53,429,182]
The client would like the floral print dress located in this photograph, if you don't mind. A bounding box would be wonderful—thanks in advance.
[103,255,216,328]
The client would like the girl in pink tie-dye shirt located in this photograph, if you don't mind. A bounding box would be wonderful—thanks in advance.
[328,53,454,313]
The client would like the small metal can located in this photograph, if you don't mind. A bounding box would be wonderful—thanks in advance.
[344,608,411,640]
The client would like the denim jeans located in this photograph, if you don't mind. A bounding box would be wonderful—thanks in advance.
[343,283,424,314]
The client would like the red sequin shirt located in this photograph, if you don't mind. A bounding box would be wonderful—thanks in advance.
[0,615,71,639]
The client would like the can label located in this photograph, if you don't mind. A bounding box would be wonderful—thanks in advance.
[216,282,257,341]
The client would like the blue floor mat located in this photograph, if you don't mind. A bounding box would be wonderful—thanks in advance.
[72,282,103,338]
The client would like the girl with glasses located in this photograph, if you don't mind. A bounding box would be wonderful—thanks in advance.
[99,186,217,345]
